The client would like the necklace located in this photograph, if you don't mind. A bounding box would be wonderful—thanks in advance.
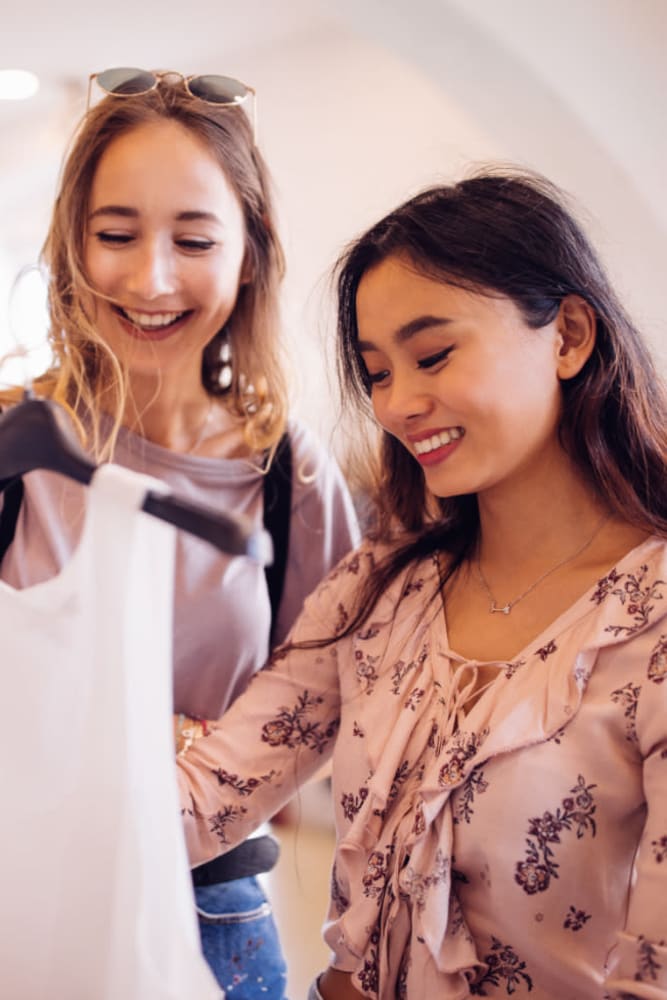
[188,396,215,454]
[475,514,610,615]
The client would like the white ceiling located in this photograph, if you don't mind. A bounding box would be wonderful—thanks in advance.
[1,0,665,438]
[0,0,327,80]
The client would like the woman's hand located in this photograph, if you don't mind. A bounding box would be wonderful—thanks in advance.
[173,714,211,757]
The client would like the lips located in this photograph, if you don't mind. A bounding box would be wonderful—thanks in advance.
[406,426,465,468]
[113,304,193,340]
[412,427,464,455]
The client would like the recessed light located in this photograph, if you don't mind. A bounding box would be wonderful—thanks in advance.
[0,69,40,101]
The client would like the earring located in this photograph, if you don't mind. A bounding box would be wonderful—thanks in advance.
[239,374,270,418]
[238,373,257,414]
[217,332,233,391]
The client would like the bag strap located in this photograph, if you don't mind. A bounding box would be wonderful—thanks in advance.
[0,478,24,564]
[262,432,292,645]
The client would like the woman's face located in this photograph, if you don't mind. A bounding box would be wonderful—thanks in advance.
[355,254,567,502]
[84,119,248,385]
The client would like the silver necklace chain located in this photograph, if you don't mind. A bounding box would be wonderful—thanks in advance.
[475,515,610,616]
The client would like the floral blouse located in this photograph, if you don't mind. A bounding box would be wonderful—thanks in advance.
[177,535,667,999]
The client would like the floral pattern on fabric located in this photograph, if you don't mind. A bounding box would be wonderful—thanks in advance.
[469,938,534,995]
[212,767,279,796]
[438,729,489,787]
[652,836,667,864]
[260,691,338,752]
[177,536,667,999]
[210,804,249,845]
[535,640,557,661]
[563,906,591,931]
[515,775,597,895]
[636,936,665,984]
[399,849,449,912]
[611,683,641,743]
[648,635,667,684]
[454,766,489,825]
[601,565,666,637]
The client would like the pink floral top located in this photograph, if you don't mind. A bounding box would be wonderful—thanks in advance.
[177,536,667,999]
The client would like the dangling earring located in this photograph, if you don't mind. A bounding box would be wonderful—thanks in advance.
[217,332,233,391]
[238,373,256,413]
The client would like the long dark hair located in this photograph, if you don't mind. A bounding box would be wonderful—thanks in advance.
[333,167,667,634]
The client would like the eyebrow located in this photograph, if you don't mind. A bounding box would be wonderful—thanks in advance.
[88,205,223,224]
[357,314,453,351]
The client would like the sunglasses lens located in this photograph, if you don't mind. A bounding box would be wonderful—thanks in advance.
[96,67,156,96]
[188,75,249,105]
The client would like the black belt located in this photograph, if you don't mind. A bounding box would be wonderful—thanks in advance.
[191,834,280,887]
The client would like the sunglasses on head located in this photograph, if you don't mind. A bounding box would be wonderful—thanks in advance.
[87,68,257,141]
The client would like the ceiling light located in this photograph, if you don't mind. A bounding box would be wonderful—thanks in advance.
[0,69,40,101]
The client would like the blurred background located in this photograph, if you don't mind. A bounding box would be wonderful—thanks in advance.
[1,0,665,993]
[1,0,665,450]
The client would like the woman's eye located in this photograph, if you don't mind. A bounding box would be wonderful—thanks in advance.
[418,347,453,370]
[366,369,390,386]
[177,239,216,252]
[95,231,133,246]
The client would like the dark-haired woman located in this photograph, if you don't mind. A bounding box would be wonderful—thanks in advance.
[176,169,667,999]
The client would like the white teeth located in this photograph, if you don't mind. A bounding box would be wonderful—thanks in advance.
[413,428,463,455]
[122,308,185,329]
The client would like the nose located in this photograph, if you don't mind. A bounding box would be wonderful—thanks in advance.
[375,369,434,428]
[125,239,177,299]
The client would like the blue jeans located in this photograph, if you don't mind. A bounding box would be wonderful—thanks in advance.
[195,875,289,999]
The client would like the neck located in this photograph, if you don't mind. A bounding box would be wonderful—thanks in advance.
[476,459,609,570]
[120,373,216,452]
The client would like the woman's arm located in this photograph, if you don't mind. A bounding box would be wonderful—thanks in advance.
[604,633,667,998]
[175,571,348,867]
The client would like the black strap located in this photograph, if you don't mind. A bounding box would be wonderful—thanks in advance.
[191,833,280,886]
[262,432,292,646]
[193,440,292,889]
[0,478,24,563]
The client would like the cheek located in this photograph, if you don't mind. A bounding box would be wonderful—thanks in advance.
[369,391,391,431]
[202,257,245,307]
[83,244,114,293]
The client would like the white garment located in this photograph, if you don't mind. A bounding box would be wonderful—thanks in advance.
[0,464,220,999]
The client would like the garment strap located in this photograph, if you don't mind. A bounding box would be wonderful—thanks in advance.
[194,434,292,888]
[0,478,24,564]
[262,431,292,645]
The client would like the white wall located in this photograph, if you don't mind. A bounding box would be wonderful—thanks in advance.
[0,0,664,449]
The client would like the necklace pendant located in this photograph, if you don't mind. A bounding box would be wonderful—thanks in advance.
[490,602,511,615]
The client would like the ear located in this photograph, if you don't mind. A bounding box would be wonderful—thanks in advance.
[555,295,597,380]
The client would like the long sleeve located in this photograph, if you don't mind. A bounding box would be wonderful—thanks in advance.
[176,558,349,867]
[605,634,667,998]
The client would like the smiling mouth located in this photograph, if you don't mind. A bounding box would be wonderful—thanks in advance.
[114,305,192,334]
[413,427,464,455]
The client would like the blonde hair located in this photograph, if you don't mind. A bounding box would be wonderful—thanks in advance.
[10,78,288,459]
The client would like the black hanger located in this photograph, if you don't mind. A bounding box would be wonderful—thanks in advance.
[0,393,272,563]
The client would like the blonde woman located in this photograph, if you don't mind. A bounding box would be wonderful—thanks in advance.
[0,69,359,998]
